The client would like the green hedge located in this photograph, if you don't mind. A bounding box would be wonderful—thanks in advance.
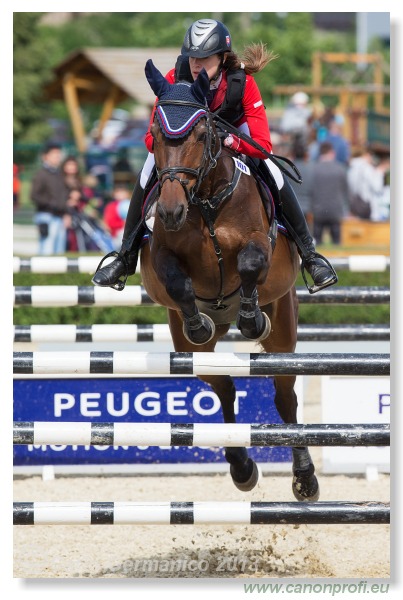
[14,270,390,326]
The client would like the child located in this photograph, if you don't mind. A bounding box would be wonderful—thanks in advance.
[103,183,131,249]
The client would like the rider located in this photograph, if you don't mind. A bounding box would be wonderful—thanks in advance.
[92,18,337,293]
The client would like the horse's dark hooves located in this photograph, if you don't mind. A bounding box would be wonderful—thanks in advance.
[292,473,320,502]
[182,312,216,345]
[255,312,271,342]
[237,312,271,342]
[230,458,260,492]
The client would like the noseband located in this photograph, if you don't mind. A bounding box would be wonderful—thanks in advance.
[155,100,221,203]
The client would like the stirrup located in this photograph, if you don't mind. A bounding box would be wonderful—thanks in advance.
[93,251,130,292]
[301,253,338,294]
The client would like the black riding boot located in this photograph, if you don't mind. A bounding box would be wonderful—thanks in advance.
[92,177,145,291]
[280,177,338,293]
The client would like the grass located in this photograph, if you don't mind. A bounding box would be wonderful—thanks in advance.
[14,268,389,326]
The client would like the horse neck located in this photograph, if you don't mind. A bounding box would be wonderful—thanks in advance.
[196,148,233,199]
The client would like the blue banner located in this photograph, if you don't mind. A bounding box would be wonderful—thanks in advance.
[14,377,291,466]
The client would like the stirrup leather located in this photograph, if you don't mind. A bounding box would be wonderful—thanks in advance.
[301,252,338,295]
[93,251,130,292]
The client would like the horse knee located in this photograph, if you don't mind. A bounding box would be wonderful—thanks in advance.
[237,242,268,284]
[166,273,195,306]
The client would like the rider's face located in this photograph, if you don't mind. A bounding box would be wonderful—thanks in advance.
[189,54,221,81]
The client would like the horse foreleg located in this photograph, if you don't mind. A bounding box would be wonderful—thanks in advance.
[201,373,260,492]
[168,309,259,492]
[154,249,215,345]
[261,293,319,502]
[272,377,319,502]
[236,240,271,341]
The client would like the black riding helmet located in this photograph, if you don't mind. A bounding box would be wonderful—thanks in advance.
[181,19,232,58]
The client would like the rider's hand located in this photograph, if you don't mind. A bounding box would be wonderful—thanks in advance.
[222,134,241,151]
[216,124,241,152]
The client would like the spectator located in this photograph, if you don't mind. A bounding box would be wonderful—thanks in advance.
[103,183,131,249]
[280,91,312,144]
[81,173,105,220]
[112,148,135,186]
[30,142,70,254]
[62,155,87,251]
[13,163,21,211]
[289,136,314,229]
[85,136,113,192]
[348,145,390,221]
[310,114,350,165]
[308,141,350,245]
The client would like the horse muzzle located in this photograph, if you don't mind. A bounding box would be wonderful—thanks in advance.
[157,202,187,231]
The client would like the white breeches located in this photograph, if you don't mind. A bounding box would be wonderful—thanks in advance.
[140,153,156,189]
[237,122,284,190]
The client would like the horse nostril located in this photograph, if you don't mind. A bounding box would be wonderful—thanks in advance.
[174,204,185,223]
[157,203,167,222]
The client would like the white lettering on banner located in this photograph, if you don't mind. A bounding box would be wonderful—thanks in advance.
[193,391,221,416]
[81,393,101,417]
[378,394,390,414]
[54,393,75,416]
[52,389,248,417]
[167,392,188,416]
[322,376,390,474]
[28,445,130,452]
[234,392,245,414]
[232,157,250,176]
[106,392,130,417]
[134,392,160,416]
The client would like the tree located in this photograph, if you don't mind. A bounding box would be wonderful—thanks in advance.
[13,13,61,142]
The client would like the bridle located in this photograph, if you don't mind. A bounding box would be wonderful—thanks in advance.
[154,99,221,204]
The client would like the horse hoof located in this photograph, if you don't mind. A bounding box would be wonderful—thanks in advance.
[230,458,260,492]
[255,312,271,342]
[237,312,271,342]
[182,313,216,345]
[292,474,320,502]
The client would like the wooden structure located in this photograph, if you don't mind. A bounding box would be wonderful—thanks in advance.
[274,52,390,151]
[44,48,180,152]
[341,220,390,249]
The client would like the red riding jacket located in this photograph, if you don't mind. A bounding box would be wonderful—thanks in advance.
[144,68,272,159]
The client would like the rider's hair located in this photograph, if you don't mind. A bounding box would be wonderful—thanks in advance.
[223,42,278,74]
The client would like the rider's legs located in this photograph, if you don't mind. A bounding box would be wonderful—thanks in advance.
[92,154,155,290]
[236,121,337,293]
[263,157,338,293]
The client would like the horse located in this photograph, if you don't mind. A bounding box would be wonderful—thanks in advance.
[139,59,319,501]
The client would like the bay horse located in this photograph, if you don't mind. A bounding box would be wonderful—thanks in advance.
[140,59,319,501]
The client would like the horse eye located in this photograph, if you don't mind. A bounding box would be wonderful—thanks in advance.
[197,131,207,142]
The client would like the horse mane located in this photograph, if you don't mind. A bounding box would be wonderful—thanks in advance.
[224,42,278,75]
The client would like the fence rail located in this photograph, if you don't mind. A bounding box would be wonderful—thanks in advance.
[13,286,390,307]
[13,323,390,343]
[13,255,390,273]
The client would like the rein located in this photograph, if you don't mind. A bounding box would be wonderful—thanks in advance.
[212,113,303,184]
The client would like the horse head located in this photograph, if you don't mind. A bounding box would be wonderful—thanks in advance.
[145,59,220,231]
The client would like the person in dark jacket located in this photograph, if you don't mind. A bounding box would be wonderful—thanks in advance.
[309,141,351,244]
[31,142,70,254]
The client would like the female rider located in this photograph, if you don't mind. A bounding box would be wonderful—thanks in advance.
[92,18,337,293]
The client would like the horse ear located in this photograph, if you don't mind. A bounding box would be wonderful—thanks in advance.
[145,59,171,98]
[191,68,210,104]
